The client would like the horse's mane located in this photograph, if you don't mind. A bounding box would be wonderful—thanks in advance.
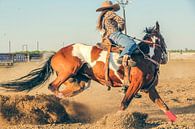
[144,27,155,34]
[146,26,167,53]
[137,27,156,54]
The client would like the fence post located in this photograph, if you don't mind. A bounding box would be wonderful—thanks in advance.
[27,53,30,62]
[168,51,171,61]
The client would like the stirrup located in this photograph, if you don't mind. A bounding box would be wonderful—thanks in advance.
[128,59,136,67]
[117,56,136,67]
[117,57,123,64]
[134,93,142,98]
[48,84,57,92]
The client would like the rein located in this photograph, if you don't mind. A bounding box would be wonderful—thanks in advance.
[129,35,166,66]
[137,46,160,67]
[128,35,161,47]
[101,34,165,67]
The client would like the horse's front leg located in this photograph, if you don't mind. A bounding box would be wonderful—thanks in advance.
[148,87,177,122]
[120,68,143,110]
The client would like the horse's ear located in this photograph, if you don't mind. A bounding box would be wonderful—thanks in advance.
[156,21,160,32]
[145,27,148,33]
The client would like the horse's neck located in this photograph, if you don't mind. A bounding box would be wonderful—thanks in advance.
[138,42,150,54]
[147,46,162,64]
[153,47,162,63]
[138,43,161,63]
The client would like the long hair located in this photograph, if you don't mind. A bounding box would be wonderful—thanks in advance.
[0,55,54,91]
[96,10,108,31]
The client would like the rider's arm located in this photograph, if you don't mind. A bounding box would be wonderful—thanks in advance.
[112,12,125,31]
[105,11,125,32]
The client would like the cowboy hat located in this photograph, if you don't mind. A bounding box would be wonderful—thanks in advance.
[96,1,120,12]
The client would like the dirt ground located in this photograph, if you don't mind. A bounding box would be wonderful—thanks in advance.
[0,59,195,129]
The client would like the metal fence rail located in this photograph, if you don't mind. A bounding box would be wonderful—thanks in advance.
[0,53,43,66]
[0,53,14,66]
[14,53,28,62]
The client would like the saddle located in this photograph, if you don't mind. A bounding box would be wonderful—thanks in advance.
[96,40,123,54]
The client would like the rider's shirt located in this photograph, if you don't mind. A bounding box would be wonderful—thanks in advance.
[101,11,125,38]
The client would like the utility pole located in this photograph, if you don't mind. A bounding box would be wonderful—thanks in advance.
[22,44,29,62]
[117,0,130,34]
[22,44,28,52]
[8,40,11,53]
[36,41,39,51]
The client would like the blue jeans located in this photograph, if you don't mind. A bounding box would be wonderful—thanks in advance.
[109,31,137,58]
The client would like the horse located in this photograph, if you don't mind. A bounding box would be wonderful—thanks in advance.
[0,22,176,122]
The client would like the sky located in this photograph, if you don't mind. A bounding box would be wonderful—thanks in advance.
[0,0,195,52]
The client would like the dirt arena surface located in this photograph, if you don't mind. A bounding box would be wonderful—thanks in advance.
[0,60,195,129]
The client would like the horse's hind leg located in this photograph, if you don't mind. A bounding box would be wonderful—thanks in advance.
[148,87,177,122]
[48,52,82,95]
[48,72,70,92]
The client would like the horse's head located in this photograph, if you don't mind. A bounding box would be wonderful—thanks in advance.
[141,22,168,64]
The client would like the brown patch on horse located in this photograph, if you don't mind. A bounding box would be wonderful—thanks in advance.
[60,44,74,56]
[92,61,122,86]
[117,65,124,79]
[109,70,122,86]
[50,44,83,90]
[91,46,103,62]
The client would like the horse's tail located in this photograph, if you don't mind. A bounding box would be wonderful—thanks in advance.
[0,54,54,92]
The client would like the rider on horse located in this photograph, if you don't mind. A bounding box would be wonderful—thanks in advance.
[96,0,137,67]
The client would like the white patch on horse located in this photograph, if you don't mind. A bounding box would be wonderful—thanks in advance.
[72,43,93,63]
[149,36,158,58]
[149,47,155,58]
[93,51,122,81]
[72,44,122,81]
[151,36,158,43]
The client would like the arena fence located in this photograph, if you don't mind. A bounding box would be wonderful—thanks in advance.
[0,53,14,66]
[0,53,43,66]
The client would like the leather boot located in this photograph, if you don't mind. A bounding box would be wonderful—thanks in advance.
[123,65,130,87]
[117,55,136,67]
[128,58,136,67]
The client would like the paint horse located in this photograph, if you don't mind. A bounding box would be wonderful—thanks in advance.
[0,22,176,122]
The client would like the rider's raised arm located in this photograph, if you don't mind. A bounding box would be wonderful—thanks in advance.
[111,11,125,31]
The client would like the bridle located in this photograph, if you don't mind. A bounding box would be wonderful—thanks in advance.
[132,32,167,66]
[129,35,161,47]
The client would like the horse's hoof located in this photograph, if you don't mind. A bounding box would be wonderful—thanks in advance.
[107,86,111,91]
[134,93,142,98]
[120,104,127,111]
[48,85,56,92]
[165,111,177,122]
